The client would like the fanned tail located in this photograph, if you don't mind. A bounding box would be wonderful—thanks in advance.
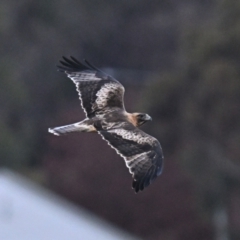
[48,120,96,136]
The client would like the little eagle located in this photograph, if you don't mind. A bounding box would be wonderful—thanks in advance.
[49,56,163,193]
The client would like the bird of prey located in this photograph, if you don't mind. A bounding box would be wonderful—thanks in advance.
[48,56,163,192]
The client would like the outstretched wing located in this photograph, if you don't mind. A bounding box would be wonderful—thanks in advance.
[57,56,125,118]
[99,124,163,193]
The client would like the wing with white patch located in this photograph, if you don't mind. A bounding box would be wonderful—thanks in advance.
[57,56,125,118]
[98,126,163,193]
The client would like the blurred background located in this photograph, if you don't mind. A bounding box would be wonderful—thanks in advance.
[1,0,240,239]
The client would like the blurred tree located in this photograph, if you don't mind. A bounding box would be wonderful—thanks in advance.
[143,1,240,239]
[0,0,203,168]
[2,0,240,239]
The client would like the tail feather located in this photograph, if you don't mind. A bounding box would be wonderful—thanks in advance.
[48,121,96,136]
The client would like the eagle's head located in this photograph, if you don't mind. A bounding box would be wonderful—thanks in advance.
[134,113,152,127]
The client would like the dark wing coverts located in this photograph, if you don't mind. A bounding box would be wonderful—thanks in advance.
[99,124,163,192]
[57,56,125,118]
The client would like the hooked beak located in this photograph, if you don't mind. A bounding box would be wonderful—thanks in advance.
[144,114,152,121]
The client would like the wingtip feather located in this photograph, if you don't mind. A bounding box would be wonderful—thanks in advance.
[57,56,93,72]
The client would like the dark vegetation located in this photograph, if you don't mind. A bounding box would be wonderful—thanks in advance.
[1,0,240,239]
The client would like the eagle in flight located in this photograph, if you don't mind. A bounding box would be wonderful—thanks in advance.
[49,56,163,193]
